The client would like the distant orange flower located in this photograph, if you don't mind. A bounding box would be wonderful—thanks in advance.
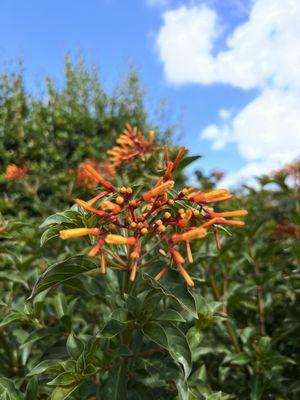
[212,170,225,180]
[75,159,115,188]
[5,164,28,181]
[59,137,247,287]
[107,123,157,171]
[273,220,300,239]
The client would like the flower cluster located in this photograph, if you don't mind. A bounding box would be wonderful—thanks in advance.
[74,159,115,189]
[4,164,29,181]
[107,123,156,171]
[272,159,300,187]
[273,220,300,239]
[60,145,247,287]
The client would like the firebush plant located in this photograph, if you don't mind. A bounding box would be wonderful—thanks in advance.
[26,125,247,399]
[0,59,299,399]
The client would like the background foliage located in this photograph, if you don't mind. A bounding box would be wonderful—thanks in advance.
[0,57,299,399]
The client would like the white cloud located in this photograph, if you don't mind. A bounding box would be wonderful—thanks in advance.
[155,0,300,185]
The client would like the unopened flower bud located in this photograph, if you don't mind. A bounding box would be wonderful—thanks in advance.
[116,196,124,204]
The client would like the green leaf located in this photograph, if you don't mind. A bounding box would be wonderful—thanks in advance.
[142,321,191,379]
[0,378,25,400]
[67,333,84,360]
[153,309,185,322]
[101,319,129,338]
[142,322,169,349]
[164,324,192,380]
[27,360,64,377]
[29,256,98,299]
[50,386,78,400]
[0,271,29,289]
[40,210,80,228]
[25,377,38,400]
[177,155,201,171]
[223,352,251,366]
[101,364,128,400]
[47,372,78,386]
[21,329,60,348]
[40,226,60,246]
[0,311,31,327]
[143,321,191,380]
[142,271,198,319]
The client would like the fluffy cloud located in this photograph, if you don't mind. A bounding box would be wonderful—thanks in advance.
[156,0,300,184]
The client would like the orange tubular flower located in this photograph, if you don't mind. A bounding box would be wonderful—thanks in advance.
[75,199,111,217]
[88,238,105,257]
[170,247,194,288]
[154,263,170,281]
[172,227,207,244]
[142,180,174,201]
[60,228,101,240]
[169,247,185,264]
[178,209,193,227]
[211,210,248,218]
[193,189,233,203]
[172,147,186,171]
[5,164,28,181]
[107,123,157,172]
[105,234,136,246]
[75,159,115,189]
[55,124,247,287]
[85,164,115,191]
[148,130,155,145]
[216,218,245,227]
[100,250,106,274]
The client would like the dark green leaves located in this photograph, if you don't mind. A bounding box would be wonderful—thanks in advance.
[142,271,198,319]
[29,256,98,298]
[142,322,192,379]
[0,378,25,400]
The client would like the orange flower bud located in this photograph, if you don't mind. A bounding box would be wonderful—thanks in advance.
[100,250,106,274]
[178,209,193,227]
[60,228,101,240]
[169,247,194,287]
[105,234,136,246]
[176,262,195,288]
[75,199,109,217]
[142,180,174,201]
[186,241,193,263]
[130,259,138,282]
[116,196,124,204]
[88,239,105,257]
[172,227,207,243]
[172,147,186,171]
[216,218,245,227]
[148,130,155,145]
[154,263,169,281]
[165,161,174,179]
[169,247,185,264]
[85,164,115,191]
[212,210,248,218]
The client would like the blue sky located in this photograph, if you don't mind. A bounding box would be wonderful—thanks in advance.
[1,0,299,185]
